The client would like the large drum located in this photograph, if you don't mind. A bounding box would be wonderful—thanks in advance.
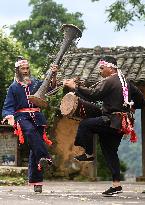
[60,92,102,119]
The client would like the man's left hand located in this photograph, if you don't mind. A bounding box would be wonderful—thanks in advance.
[50,64,58,74]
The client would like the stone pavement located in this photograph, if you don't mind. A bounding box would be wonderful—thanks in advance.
[1,181,145,205]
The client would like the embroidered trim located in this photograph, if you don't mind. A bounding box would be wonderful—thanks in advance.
[117,69,134,108]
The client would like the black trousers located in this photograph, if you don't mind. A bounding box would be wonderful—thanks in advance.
[74,116,123,181]
[18,119,50,184]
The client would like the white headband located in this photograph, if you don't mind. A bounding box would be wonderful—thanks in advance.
[98,60,118,69]
[15,60,29,68]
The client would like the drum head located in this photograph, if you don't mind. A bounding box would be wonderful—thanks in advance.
[60,92,78,116]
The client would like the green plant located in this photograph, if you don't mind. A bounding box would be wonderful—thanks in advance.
[44,87,64,132]
[97,142,127,180]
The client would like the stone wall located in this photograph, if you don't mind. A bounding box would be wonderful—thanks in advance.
[54,117,95,180]
[0,125,18,166]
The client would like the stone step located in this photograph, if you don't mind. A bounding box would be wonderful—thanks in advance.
[0,166,28,177]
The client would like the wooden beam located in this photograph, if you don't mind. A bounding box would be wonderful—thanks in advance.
[93,134,97,179]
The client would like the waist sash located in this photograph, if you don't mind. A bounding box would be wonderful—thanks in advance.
[16,108,40,113]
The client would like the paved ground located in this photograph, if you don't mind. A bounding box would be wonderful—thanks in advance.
[1,181,145,205]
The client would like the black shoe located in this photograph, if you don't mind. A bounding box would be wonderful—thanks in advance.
[39,157,53,170]
[74,153,94,161]
[102,186,123,196]
[34,185,42,193]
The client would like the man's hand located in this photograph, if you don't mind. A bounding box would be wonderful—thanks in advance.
[50,64,58,75]
[63,79,76,90]
[49,64,58,88]
[1,115,15,126]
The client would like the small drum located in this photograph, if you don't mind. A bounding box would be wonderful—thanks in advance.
[60,92,102,119]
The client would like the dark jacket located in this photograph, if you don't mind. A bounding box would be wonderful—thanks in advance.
[75,74,145,115]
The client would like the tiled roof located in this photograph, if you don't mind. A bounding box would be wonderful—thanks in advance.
[58,46,145,86]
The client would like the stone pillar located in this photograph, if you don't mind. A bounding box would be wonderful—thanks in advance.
[141,107,145,177]
[86,135,97,180]
[136,86,145,181]
[92,134,97,179]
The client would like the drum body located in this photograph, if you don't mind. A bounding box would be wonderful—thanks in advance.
[60,92,102,119]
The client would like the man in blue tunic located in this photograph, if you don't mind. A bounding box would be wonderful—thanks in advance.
[2,57,58,193]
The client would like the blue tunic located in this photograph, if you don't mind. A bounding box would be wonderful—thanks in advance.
[2,78,47,126]
[2,77,52,184]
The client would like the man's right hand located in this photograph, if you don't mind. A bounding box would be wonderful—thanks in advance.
[1,115,15,126]
[50,64,58,75]
[63,79,77,90]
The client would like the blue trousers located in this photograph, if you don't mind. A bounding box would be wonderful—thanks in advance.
[19,119,50,183]
[74,116,123,181]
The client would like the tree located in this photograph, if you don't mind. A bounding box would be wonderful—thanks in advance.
[91,0,145,31]
[11,0,85,73]
[0,29,28,119]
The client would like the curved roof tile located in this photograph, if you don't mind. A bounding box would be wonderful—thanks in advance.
[58,46,145,85]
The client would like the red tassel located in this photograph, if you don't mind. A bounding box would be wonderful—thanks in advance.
[43,129,52,146]
[13,122,24,144]
[130,130,138,143]
[121,113,137,143]
[14,123,52,145]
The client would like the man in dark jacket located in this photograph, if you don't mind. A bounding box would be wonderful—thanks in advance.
[63,56,145,196]
[2,56,58,193]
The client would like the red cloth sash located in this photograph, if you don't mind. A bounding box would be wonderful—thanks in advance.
[15,108,40,113]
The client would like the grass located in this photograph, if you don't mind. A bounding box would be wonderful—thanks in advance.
[0,176,27,186]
